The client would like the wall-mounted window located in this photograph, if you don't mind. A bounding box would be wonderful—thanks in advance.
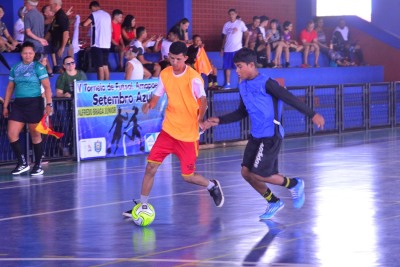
[317,0,371,22]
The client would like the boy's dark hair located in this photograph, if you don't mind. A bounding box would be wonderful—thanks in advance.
[21,41,35,51]
[169,41,187,56]
[252,16,260,21]
[136,26,146,39]
[192,34,201,41]
[233,48,257,65]
[260,15,269,23]
[112,9,123,18]
[89,1,100,9]
[63,56,74,64]
[228,8,236,13]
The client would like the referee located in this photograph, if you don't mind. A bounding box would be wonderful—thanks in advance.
[2,41,53,176]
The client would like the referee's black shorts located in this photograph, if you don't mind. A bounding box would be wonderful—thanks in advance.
[8,97,44,124]
[241,134,282,177]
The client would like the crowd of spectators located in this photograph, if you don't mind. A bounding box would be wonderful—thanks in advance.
[0,2,367,89]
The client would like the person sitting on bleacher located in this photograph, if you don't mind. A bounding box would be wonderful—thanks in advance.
[121,14,136,47]
[299,20,320,68]
[56,56,87,98]
[265,19,286,68]
[0,5,19,52]
[124,45,151,80]
[153,28,179,70]
[13,7,25,45]
[331,18,365,66]
[282,20,303,68]
[189,35,218,89]
[246,16,261,51]
[131,26,161,78]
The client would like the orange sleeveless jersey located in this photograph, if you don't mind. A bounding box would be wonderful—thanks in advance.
[160,66,204,142]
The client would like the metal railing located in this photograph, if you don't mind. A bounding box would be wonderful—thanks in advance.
[1,82,399,166]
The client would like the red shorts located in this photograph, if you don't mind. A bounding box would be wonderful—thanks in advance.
[147,130,199,176]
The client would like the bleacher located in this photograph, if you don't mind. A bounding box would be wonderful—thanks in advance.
[0,50,384,97]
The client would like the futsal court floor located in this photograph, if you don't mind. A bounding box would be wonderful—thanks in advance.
[0,128,399,267]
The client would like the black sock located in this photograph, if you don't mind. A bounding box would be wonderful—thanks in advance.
[262,189,279,203]
[10,140,25,164]
[33,142,43,165]
[282,176,298,189]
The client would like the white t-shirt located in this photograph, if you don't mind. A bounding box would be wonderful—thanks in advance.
[334,26,349,41]
[161,39,173,59]
[127,58,144,80]
[14,18,24,42]
[90,9,111,48]
[222,19,248,52]
[131,39,145,55]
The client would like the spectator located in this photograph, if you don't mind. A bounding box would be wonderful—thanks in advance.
[2,41,52,176]
[190,34,218,88]
[265,19,286,68]
[299,20,320,68]
[41,4,56,75]
[121,14,136,47]
[332,18,364,65]
[313,17,330,54]
[220,8,249,89]
[282,20,303,68]
[153,28,179,70]
[131,26,161,78]
[24,0,48,54]
[255,15,269,67]
[0,5,19,52]
[56,56,87,98]
[169,18,191,44]
[13,7,25,44]
[111,9,125,71]
[81,1,112,80]
[124,45,151,80]
[48,0,70,74]
[246,16,261,51]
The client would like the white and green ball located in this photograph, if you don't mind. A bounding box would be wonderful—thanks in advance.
[131,203,155,226]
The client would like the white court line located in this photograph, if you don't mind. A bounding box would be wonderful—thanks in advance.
[0,184,241,222]
[0,258,319,266]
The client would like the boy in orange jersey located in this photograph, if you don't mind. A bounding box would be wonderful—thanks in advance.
[123,42,224,218]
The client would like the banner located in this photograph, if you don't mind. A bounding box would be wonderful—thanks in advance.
[74,79,166,161]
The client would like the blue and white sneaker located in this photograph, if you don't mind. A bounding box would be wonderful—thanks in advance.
[222,83,231,89]
[259,200,284,220]
[289,178,305,209]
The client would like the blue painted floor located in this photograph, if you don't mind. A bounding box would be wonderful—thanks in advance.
[0,128,399,267]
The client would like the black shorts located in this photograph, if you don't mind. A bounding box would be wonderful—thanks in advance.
[8,97,44,124]
[241,135,282,177]
[143,63,155,73]
[91,47,110,68]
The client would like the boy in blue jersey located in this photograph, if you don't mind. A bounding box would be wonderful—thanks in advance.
[206,47,325,220]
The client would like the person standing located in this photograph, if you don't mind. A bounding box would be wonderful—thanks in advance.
[220,8,249,89]
[206,48,325,219]
[24,0,48,54]
[2,41,53,176]
[81,1,112,80]
[48,0,70,73]
[122,42,224,217]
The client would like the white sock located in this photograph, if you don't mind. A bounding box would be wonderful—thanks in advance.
[207,180,215,190]
[140,195,149,204]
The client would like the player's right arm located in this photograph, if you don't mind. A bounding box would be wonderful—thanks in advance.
[206,97,248,129]
[142,95,160,114]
